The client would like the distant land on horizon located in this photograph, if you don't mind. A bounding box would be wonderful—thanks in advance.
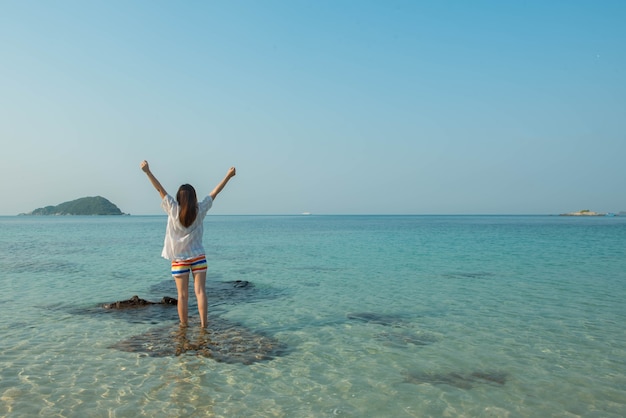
[559,209,626,217]
[19,196,126,216]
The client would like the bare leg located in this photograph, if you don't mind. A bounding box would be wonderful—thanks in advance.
[174,273,190,327]
[193,270,208,328]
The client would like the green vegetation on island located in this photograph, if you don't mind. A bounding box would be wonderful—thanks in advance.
[560,209,603,216]
[20,196,126,216]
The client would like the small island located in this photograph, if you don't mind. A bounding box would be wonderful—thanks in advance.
[560,209,605,217]
[20,196,126,216]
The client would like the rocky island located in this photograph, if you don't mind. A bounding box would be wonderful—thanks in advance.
[20,196,126,216]
[560,209,605,217]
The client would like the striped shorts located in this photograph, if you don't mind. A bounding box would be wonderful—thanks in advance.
[171,255,207,277]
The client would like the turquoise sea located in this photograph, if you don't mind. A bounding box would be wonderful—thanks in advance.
[0,215,625,417]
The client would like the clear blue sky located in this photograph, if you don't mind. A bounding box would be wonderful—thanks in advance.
[1,1,625,215]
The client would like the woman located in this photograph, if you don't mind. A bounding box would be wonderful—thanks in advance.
[140,160,236,328]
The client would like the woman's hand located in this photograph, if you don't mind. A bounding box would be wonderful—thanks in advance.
[210,167,237,200]
[140,160,167,198]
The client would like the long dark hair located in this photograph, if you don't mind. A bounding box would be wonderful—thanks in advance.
[176,184,198,228]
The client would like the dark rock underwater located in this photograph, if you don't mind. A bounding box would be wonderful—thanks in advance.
[83,280,509,385]
[99,280,286,364]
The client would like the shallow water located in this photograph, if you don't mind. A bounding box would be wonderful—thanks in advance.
[1,215,625,417]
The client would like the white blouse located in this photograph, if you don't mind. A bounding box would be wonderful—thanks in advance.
[160,194,213,260]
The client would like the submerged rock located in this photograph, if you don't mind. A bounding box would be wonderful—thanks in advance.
[374,330,440,347]
[346,312,407,326]
[103,280,288,363]
[111,317,287,364]
[149,279,282,308]
[404,370,507,389]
